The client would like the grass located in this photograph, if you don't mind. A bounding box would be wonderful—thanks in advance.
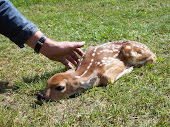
[0,0,169,126]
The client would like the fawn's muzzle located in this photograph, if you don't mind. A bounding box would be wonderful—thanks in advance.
[37,93,44,101]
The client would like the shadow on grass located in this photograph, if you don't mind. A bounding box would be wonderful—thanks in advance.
[0,68,67,94]
[0,80,19,93]
[33,93,82,107]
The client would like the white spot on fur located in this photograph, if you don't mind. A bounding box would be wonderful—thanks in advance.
[87,65,91,70]
[83,70,88,74]
[126,46,131,50]
[114,45,121,48]
[99,64,103,66]
[79,46,98,77]
[130,60,146,65]
[75,76,81,78]
[77,42,123,77]
[89,62,92,66]
[131,51,137,57]
[80,81,85,85]
[101,60,106,63]
[113,49,119,52]
[97,50,103,54]
[115,67,133,80]
[108,57,112,60]
[94,47,98,52]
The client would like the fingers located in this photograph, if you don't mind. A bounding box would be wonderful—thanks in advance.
[66,55,77,67]
[59,58,73,69]
[62,42,84,68]
[42,40,85,69]
[71,42,85,56]
[70,51,80,64]
[74,48,84,57]
[59,53,81,69]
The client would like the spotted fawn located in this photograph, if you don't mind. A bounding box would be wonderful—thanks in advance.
[38,41,156,101]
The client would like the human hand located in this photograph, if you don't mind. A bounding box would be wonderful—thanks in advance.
[26,31,85,69]
[40,39,85,69]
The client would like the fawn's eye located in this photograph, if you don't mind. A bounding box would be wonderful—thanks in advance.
[55,86,65,91]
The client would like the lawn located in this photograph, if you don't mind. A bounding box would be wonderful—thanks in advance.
[0,0,169,126]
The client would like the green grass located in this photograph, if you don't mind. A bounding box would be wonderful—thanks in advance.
[0,0,169,126]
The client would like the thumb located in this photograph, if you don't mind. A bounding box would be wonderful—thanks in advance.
[70,41,85,48]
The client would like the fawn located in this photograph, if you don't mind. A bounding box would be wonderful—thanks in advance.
[38,41,156,101]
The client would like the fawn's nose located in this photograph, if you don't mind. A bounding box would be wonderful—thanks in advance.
[151,54,157,63]
[37,93,44,101]
[147,54,157,64]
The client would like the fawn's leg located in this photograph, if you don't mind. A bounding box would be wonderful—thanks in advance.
[100,59,133,85]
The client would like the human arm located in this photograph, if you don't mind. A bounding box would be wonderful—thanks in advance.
[0,0,38,48]
[0,0,85,69]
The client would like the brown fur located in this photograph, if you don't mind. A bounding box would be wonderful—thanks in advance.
[39,41,156,101]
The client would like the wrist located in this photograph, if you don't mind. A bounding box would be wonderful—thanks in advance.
[25,31,44,49]
[34,35,47,53]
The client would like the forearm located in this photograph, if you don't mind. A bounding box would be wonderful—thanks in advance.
[25,30,44,49]
[25,30,54,56]
[0,0,38,48]
[0,0,85,69]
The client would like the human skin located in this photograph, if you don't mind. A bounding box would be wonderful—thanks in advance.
[25,30,85,69]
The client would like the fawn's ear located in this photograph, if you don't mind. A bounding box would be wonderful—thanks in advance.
[122,42,133,56]
[79,77,98,89]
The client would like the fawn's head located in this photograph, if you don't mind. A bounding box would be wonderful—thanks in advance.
[121,42,157,67]
[37,71,97,101]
